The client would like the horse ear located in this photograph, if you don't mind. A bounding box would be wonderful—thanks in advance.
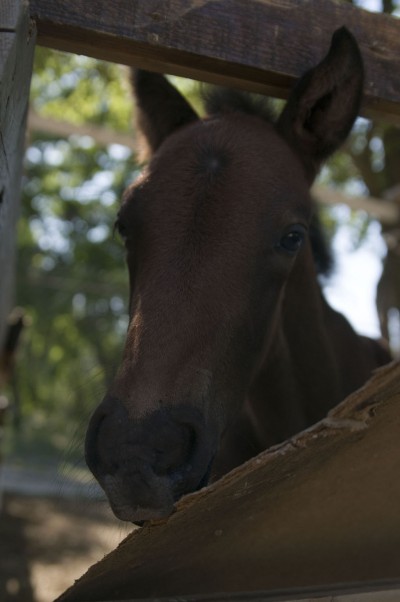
[132,69,199,157]
[276,27,363,182]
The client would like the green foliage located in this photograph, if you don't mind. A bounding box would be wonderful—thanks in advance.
[8,51,207,464]
[31,47,133,130]
[9,49,139,463]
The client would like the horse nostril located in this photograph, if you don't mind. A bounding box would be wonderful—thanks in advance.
[152,422,197,478]
[85,398,128,478]
[85,400,216,520]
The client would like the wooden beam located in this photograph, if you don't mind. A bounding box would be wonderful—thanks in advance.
[58,361,400,601]
[29,0,400,123]
[56,584,400,602]
[0,1,36,348]
[28,109,137,152]
[312,184,400,226]
[27,110,400,226]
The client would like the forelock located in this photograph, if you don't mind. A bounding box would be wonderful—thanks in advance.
[202,87,276,123]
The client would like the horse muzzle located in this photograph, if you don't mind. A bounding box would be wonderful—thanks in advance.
[85,396,217,522]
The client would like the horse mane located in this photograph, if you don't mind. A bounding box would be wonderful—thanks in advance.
[203,87,334,277]
[203,87,275,123]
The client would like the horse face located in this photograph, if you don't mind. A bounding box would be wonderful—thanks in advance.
[86,117,311,521]
[85,28,363,522]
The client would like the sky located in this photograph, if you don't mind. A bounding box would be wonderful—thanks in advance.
[322,0,398,341]
[323,220,385,338]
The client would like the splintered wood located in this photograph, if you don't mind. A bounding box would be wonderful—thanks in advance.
[58,361,400,601]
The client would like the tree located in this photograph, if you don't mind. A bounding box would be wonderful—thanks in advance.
[335,0,400,352]
[8,49,139,462]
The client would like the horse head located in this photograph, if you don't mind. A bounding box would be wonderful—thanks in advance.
[85,28,363,522]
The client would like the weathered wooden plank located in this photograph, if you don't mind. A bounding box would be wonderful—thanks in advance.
[58,361,400,601]
[80,585,400,602]
[0,0,23,30]
[27,110,400,225]
[28,109,137,152]
[29,0,400,122]
[312,184,400,225]
[0,1,36,348]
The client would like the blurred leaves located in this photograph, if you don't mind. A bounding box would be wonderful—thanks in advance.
[31,48,133,131]
[11,49,137,461]
[9,48,202,462]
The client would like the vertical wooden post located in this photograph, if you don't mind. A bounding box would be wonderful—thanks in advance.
[0,0,36,348]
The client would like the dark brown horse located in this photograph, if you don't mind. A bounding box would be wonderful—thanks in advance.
[85,28,390,523]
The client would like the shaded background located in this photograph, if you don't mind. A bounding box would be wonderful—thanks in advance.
[1,0,400,600]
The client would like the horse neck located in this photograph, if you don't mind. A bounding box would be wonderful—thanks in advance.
[213,243,343,477]
[246,243,342,447]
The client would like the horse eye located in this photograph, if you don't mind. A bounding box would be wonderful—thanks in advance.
[114,218,128,241]
[278,225,307,255]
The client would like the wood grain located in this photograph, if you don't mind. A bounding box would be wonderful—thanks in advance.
[0,0,36,347]
[58,361,400,601]
[29,0,400,122]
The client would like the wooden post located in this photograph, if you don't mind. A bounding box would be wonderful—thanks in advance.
[0,0,36,348]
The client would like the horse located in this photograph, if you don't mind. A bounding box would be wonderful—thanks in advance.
[85,27,391,523]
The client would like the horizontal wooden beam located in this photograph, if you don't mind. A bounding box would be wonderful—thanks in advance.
[28,110,400,226]
[312,184,400,226]
[29,0,400,123]
[69,583,400,602]
[68,583,400,602]
[28,110,136,151]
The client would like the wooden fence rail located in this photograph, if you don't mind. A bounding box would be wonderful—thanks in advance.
[29,0,400,123]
